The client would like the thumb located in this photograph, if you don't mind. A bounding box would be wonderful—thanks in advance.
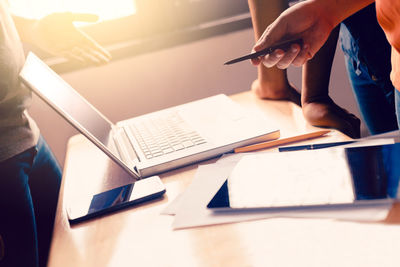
[253,19,289,52]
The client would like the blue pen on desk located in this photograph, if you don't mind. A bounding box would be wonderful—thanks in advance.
[278,141,356,152]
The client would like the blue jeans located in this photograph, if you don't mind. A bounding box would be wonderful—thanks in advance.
[339,4,398,135]
[0,136,62,267]
[395,89,400,129]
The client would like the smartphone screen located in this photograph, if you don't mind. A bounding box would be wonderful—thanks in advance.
[68,176,166,224]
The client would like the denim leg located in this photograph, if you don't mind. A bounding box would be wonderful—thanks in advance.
[29,136,62,267]
[0,136,62,267]
[395,89,400,129]
[340,22,398,135]
[0,147,39,267]
[343,52,398,134]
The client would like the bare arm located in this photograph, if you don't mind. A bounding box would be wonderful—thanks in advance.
[302,27,340,103]
[302,26,361,138]
[247,0,300,105]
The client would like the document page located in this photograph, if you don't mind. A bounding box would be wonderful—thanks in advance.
[227,149,355,208]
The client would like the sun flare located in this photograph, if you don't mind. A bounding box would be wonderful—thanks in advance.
[9,0,136,22]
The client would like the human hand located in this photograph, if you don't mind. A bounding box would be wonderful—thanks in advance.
[251,0,336,69]
[32,12,111,65]
[302,97,361,138]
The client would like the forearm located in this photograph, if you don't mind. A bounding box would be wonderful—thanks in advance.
[248,0,288,39]
[248,0,294,99]
[12,15,37,44]
[301,26,361,138]
[309,0,374,28]
[301,26,340,104]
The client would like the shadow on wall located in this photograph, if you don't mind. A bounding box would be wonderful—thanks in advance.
[28,28,363,168]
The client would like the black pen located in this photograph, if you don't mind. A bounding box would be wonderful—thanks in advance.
[278,141,356,152]
[224,38,303,65]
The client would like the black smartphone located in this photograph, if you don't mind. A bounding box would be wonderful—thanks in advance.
[67,176,166,224]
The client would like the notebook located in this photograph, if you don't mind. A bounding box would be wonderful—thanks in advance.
[19,52,280,179]
[207,143,400,211]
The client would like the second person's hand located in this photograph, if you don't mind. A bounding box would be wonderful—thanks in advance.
[250,0,336,69]
[32,12,112,65]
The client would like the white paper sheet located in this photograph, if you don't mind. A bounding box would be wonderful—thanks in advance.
[166,141,394,230]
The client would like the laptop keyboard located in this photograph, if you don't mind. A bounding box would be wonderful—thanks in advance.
[128,112,207,159]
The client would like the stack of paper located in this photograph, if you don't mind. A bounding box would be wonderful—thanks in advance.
[162,146,392,230]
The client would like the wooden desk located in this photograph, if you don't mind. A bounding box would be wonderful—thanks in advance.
[48,91,400,267]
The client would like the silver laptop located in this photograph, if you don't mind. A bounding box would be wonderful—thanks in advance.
[20,52,280,179]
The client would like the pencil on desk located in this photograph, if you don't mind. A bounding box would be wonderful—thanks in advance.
[234,130,331,153]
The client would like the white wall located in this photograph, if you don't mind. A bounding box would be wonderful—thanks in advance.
[28,28,364,167]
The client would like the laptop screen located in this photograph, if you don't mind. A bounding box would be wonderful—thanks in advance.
[19,52,143,179]
[20,52,113,148]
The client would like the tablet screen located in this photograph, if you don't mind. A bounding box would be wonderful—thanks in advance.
[207,143,400,210]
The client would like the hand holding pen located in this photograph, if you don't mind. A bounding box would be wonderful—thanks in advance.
[246,0,339,69]
[224,38,303,65]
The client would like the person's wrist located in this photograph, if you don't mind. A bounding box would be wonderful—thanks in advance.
[306,0,339,29]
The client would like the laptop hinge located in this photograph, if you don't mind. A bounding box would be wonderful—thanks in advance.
[112,127,139,168]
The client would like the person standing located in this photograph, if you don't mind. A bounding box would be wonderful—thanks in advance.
[0,1,111,266]
[251,0,400,129]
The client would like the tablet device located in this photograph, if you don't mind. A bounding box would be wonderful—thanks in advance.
[207,143,400,211]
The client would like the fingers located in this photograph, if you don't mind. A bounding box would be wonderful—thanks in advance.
[261,43,310,69]
[57,39,111,65]
[275,45,300,69]
[261,49,284,68]
[60,40,111,66]
[64,28,111,65]
[67,44,110,65]
[253,21,285,52]
[291,43,312,66]
[250,48,262,65]
[78,31,112,62]
[251,37,313,68]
